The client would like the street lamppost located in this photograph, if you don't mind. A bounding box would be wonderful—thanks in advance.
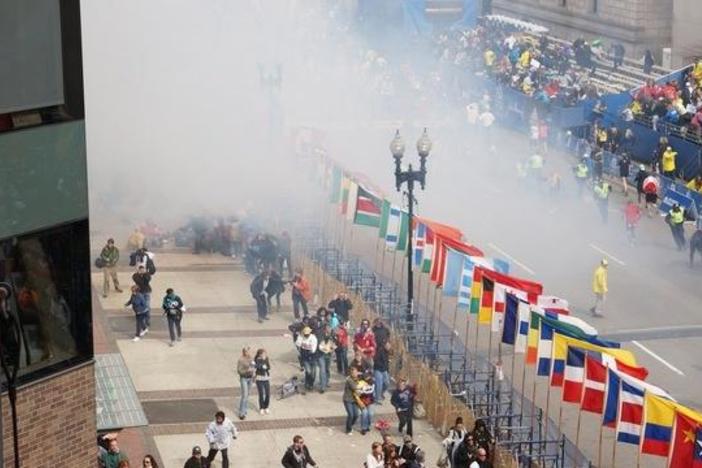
[390,128,432,323]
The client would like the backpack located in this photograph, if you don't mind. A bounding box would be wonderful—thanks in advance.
[146,257,156,275]
[94,257,106,269]
[129,252,137,267]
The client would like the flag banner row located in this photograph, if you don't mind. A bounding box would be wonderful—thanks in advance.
[315,146,702,467]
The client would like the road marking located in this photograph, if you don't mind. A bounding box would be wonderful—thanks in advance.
[487,243,536,275]
[631,340,685,377]
[589,243,626,266]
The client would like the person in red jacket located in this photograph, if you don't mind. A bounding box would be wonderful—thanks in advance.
[334,324,349,375]
[291,268,312,319]
[353,319,376,363]
[624,199,642,245]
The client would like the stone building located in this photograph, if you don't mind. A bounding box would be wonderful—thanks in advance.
[492,0,673,61]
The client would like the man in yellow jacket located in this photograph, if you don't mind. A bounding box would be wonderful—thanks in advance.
[661,146,677,179]
[590,259,608,317]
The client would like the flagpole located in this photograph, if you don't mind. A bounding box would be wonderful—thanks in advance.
[347,223,356,257]
[611,377,622,468]
[487,323,494,365]
[391,249,398,287]
[473,313,480,371]
[431,285,439,338]
[573,405,583,464]
[520,354,528,427]
[544,380,553,443]
[373,235,381,275]
[380,242,388,278]
[597,422,604,468]
[449,300,460,362]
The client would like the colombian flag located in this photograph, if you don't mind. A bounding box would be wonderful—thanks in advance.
[641,392,675,457]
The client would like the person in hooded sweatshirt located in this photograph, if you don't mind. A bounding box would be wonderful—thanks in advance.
[204,411,238,468]
[281,435,318,468]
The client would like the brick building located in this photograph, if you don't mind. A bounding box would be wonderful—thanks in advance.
[0,0,95,466]
[492,0,673,61]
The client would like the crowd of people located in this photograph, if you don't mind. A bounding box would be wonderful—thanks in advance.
[627,61,702,140]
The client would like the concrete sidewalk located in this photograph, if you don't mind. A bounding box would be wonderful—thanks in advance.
[93,251,444,467]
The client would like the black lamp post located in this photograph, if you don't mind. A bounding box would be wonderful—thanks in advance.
[390,128,432,323]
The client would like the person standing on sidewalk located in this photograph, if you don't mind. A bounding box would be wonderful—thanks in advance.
[291,268,311,319]
[333,323,349,375]
[266,269,285,312]
[590,259,608,318]
[343,366,362,435]
[372,319,391,404]
[254,348,271,415]
[316,324,335,394]
[391,378,414,437]
[295,326,318,393]
[666,203,687,250]
[162,288,185,346]
[205,411,238,468]
[101,238,122,298]
[281,435,318,468]
[125,286,148,342]
[132,265,152,329]
[237,346,255,419]
[250,270,269,323]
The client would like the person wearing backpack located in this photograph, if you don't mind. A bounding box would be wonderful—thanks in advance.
[132,265,152,330]
[162,288,185,346]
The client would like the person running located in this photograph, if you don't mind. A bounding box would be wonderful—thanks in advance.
[642,173,660,217]
[667,203,687,251]
[590,258,608,317]
[254,348,271,415]
[593,180,611,224]
[624,199,642,245]
[618,152,632,195]
[204,411,238,468]
[162,288,185,346]
[634,164,648,205]
[237,346,255,420]
[295,326,318,393]
[343,366,362,435]
[183,446,209,468]
[391,378,414,437]
[281,435,318,468]
[101,238,123,298]
[132,264,152,329]
[291,269,311,319]
[125,285,148,342]
[365,442,385,468]
[574,157,589,198]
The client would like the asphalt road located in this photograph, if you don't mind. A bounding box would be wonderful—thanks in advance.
[324,121,702,409]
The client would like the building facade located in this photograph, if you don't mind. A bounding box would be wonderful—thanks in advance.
[671,0,702,68]
[492,0,673,61]
[0,0,96,466]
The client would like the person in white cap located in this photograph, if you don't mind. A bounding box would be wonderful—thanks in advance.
[590,259,608,317]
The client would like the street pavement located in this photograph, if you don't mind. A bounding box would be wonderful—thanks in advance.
[93,250,444,468]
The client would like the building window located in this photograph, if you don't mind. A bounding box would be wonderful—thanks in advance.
[0,219,93,389]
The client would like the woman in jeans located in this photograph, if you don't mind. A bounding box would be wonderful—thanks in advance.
[254,348,271,415]
[237,346,255,420]
[161,288,184,346]
[342,366,362,435]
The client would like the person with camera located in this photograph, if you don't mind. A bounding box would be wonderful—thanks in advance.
[162,288,185,346]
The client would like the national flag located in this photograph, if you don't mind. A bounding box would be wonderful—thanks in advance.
[669,410,702,468]
[537,319,555,376]
[443,248,466,297]
[525,309,540,365]
[478,275,495,325]
[414,218,462,274]
[616,378,645,445]
[421,226,434,273]
[345,182,359,221]
[526,310,599,370]
[603,367,671,430]
[384,205,408,251]
[413,222,426,266]
[431,235,483,287]
[353,186,382,227]
[457,256,490,307]
[581,355,607,414]
[641,392,675,457]
[469,266,483,315]
[378,200,391,239]
[501,293,530,353]
[551,333,635,387]
[589,351,649,381]
[562,346,586,403]
[339,177,351,214]
[329,166,342,203]
[489,272,542,333]
[537,295,570,315]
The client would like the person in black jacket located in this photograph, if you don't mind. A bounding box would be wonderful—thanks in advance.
[183,446,210,468]
[452,433,478,467]
[327,292,352,324]
[281,435,317,468]
[254,348,271,414]
[132,265,152,329]
[266,269,285,312]
[250,271,269,323]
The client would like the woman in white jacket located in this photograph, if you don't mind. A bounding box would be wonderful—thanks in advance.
[205,411,238,468]
[364,441,384,468]
[442,417,468,467]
